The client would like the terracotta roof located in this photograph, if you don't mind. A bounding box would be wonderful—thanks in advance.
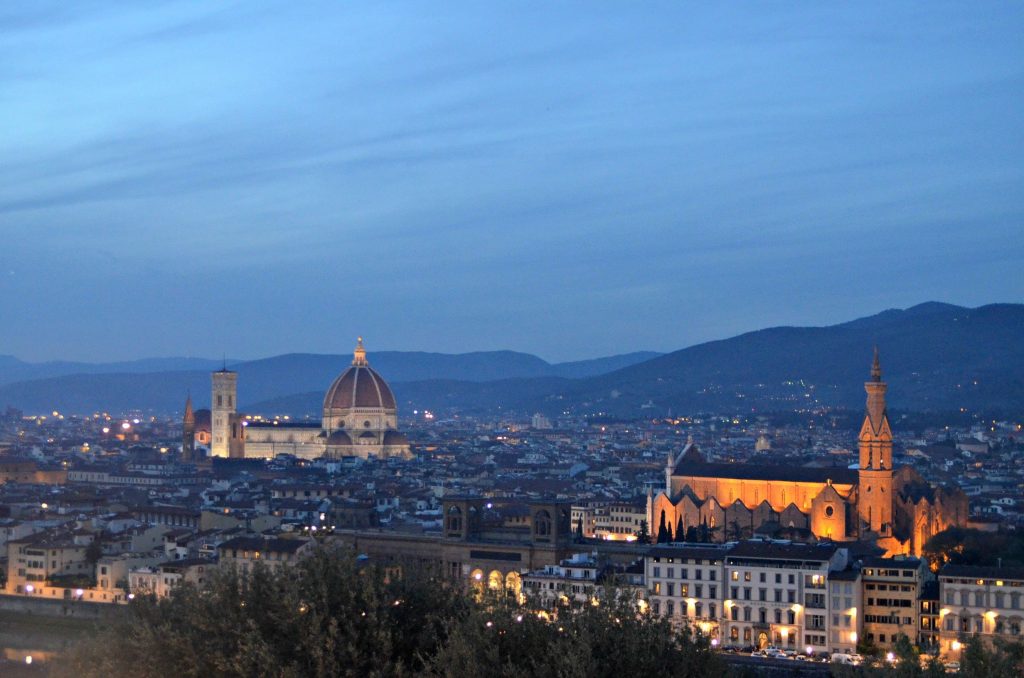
[326,430,353,446]
[940,564,1024,580]
[323,365,397,411]
[674,459,857,485]
[383,430,408,446]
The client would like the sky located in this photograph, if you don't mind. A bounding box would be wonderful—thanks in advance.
[1,2,1022,363]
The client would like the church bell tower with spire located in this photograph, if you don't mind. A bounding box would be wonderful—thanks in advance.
[182,393,195,462]
[857,347,894,535]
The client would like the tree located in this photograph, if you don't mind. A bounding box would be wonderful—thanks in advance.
[636,519,650,544]
[657,510,669,543]
[892,633,921,678]
[961,636,993,677]
[675,516,684,542]
[85,537,104,567]
[52,546,726,678]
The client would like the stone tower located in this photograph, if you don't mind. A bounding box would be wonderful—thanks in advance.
[857,347,893,535]
[182,393,195,462]
[211,368,237,458]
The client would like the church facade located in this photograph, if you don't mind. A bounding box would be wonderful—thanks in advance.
[648,350,967,557]
[186,339,412,461]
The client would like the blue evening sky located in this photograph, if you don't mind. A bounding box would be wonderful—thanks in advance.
[1,2,1021,362]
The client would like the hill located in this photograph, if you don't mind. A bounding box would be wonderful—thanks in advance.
[559,301,1024,414]
[2,303,1021,417]
[357,302,1024,417]
[0,350,659,415]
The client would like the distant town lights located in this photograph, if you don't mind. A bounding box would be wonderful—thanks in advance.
[121,422,131,430]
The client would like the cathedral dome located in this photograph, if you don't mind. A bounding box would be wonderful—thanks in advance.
[323,338,397,412]
[326,430,353,446]
[383,430,408,446]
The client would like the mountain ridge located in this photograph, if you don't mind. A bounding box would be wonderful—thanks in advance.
[1,302,1021,416]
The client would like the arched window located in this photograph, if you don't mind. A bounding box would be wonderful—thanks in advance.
[535,510,552,538]
[446,506,462,533]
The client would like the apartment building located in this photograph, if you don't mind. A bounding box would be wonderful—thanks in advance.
[938,564,1024,658]
[861,556,928,649]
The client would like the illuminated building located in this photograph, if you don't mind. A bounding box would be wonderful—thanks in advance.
[938,564,1024,658]
[188,338,411,460]
[648,350,967,556]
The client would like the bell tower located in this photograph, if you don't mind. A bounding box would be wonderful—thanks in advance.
[857,347,893,535]
[211,367,237,458]
[182,393,195,462]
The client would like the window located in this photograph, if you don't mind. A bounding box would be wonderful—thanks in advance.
[759,572,766,583]
[731,571,739,581]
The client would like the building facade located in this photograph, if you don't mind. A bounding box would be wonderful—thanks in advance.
[649,351,967,556]
[226,339,412,460]
[938,564,1024,658]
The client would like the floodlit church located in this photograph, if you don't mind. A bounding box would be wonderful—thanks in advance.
[648,350,967,557]
[184,338,412,461]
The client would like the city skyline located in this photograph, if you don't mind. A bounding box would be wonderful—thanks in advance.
[3,3,1022,363]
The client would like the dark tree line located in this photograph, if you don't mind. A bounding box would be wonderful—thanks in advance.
[51,547,723,678]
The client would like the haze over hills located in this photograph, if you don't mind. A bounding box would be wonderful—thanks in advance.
[248,302,1024,417]
[0,350,660,415]
[1,303,1021,417]
[0,356,233,388]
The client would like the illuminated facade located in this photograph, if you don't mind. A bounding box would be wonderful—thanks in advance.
[648,351,967,556]
[938,564,1024,659]
[193,339,412,461]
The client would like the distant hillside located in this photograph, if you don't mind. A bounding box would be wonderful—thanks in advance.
[0,356,231,388]
[311,302,1021,418]
[3,303,1021,417]
[557,301,1024,415]
[0,350,659,415]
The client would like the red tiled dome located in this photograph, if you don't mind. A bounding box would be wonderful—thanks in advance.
[383,430,408,446]
[323,365,397,411]
[326,430,353,446]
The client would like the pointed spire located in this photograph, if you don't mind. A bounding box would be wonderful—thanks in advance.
[183,392,194,424]
[352,336,368,366]
[871,345,882,382]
